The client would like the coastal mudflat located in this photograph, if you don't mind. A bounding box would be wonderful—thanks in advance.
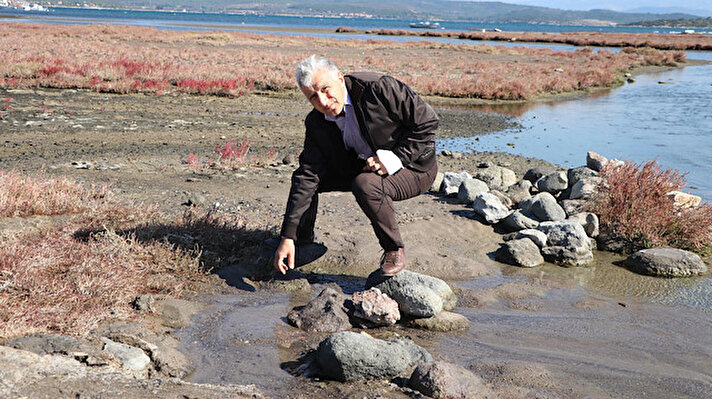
[2,87,711,398]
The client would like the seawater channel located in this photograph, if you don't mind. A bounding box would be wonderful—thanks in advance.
[439,50,712,202]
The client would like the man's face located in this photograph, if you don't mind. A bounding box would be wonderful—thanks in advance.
[301,68,346,117]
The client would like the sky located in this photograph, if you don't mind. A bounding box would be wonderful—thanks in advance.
[471,1,712,15]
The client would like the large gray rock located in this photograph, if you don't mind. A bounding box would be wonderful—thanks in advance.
[495,238,545,267]
[457,178,489,204]
[541,246,594,267]
[351,288,400,326]
[366,270,457,318]
[410,361,493,399]
[560,199,587,217]
[538,221,594,266]
[316,332,432,381]
[535,171,568,194]
[570,177,602,200]
[626,248,708,277]
[472,192,511,224]
[101,337,151,379]
[523,166,556,183]
[473,165,516,189]
[537,221,592,249]
[567,166,599,186]
[523,192,566,222]
[567,212,600,238]
[406,311,470,332]
[430,172,444,193]
[0,345,87,392]
[586,151,608,172]
[490,189,513,209]
[515,229,548,248]
[499,209,540,233]
[287,288,351,332]
[505,180,532,205]
[442,172,472,196]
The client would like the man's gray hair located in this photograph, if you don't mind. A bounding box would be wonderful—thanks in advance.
[295,55,340,90]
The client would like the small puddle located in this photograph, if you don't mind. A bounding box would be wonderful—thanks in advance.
[176,291,300,392]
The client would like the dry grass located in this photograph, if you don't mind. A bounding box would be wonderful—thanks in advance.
[0,170,268,340]
[0,23,688,100]
[0,170,110,218]
[589,160,712,253]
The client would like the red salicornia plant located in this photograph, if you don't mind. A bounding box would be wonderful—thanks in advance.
[589,160,712,253]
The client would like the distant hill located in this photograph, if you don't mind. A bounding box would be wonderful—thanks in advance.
[622,17,712,29]
[625,7,712,18]
[69,0,700,25]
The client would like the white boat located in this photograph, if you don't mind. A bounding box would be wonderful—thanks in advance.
[23,3,48,11]
[409,21,440,29]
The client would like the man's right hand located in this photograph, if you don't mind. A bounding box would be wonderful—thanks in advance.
[273,237,295,275]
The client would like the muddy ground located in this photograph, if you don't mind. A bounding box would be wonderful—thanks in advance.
[2,87,711,398]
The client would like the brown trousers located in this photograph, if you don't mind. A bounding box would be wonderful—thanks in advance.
[296,164,438,251]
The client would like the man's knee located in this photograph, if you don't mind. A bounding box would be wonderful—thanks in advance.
[352,172,382,200]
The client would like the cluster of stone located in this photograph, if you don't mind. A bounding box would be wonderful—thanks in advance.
[286,270,471,385]
[435,151,708,276]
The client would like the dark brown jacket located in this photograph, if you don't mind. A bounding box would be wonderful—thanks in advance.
[280,72,439,239]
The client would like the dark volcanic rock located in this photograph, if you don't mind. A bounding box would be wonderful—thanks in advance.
[287,288,351,332]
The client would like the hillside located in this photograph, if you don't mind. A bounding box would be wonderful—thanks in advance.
[623,17,712,29]
[54,0,700,25]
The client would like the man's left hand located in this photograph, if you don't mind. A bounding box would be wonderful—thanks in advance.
[363,156,386,175]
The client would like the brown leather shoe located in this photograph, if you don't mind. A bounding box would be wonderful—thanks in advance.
[380,248,406,276]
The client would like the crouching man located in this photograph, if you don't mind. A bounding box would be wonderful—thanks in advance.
[274,55,438,276]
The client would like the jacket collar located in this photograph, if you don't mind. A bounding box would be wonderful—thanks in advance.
[344,75,364,104]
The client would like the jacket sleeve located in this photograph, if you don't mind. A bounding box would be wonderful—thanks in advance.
[374,76,439,168]
[279,115,327,239]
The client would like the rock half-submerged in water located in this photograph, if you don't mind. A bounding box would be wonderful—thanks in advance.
[626,248,708,277]
[287,288,351,332]
[410,361,494,399]
[316,331,431,381]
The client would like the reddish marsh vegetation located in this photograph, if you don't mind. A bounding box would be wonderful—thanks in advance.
[589,160,712,253]
[0,23,687,100]
[0,170,268,339]
[363,28,712,51]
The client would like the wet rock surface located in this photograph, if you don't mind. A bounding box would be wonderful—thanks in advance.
[406,311,470,332]
[315,331,432,382]
[626,247,708,277]
[287,288,351,332]
[410,361,494,399]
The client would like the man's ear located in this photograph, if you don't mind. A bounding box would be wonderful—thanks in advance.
[337,71,344,83]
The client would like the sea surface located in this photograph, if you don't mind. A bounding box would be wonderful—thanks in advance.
[3,6,711,35]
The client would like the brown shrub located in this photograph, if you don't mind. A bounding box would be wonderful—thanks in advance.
[588,160,712,253]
